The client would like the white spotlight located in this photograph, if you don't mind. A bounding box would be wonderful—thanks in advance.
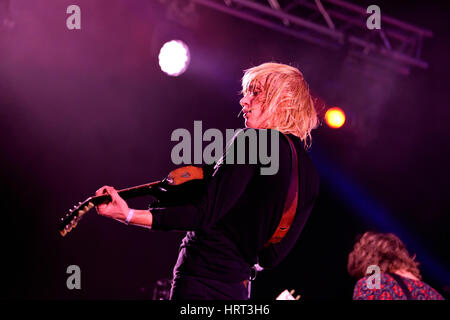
[158,40,190,77]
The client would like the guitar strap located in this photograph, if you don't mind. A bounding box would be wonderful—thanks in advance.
[389,273,413,300]
[264,133,299,247]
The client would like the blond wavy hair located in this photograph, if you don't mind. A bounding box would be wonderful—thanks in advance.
[347,231,422,280]
[241,62,319,148]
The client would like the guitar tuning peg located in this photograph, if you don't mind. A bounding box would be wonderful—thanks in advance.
[69,209,73,213]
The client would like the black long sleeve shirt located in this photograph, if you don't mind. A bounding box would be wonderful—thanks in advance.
[151,129,320,282]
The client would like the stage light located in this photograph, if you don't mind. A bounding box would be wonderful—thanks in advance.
[158,40,190,77]
[325,107,346,129]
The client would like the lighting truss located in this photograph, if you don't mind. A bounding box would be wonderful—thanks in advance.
[190,0,433,75]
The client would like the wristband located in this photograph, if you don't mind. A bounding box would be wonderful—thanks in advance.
[125,209,134,225]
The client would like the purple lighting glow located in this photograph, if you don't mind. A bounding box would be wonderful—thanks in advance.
[158,40,190,77]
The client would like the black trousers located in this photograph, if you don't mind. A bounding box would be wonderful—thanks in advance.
[170,275,249,300]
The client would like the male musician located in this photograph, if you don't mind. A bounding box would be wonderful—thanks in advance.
[95,62,320,299]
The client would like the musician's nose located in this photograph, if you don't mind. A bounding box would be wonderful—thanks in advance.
[240,93,252,108]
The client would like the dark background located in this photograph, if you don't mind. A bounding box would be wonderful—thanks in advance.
[0,0,449,300]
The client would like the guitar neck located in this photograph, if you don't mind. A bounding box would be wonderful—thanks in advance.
[89,180,164,206]
[60,165,207,236]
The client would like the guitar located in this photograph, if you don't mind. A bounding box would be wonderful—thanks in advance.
[58,165,211,236]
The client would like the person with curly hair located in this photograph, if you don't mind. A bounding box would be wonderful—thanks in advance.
[348,231,444,300]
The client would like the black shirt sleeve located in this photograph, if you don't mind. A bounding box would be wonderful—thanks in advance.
[151,130,258,231]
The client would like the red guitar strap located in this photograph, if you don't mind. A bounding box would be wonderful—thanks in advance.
[264,134,299,247]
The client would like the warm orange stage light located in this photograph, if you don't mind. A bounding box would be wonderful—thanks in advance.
[325,107,346,129]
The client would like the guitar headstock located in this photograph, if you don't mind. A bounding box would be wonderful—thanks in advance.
[59,199,94,236]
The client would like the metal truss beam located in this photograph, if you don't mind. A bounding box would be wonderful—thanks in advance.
[191,0,433,75]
